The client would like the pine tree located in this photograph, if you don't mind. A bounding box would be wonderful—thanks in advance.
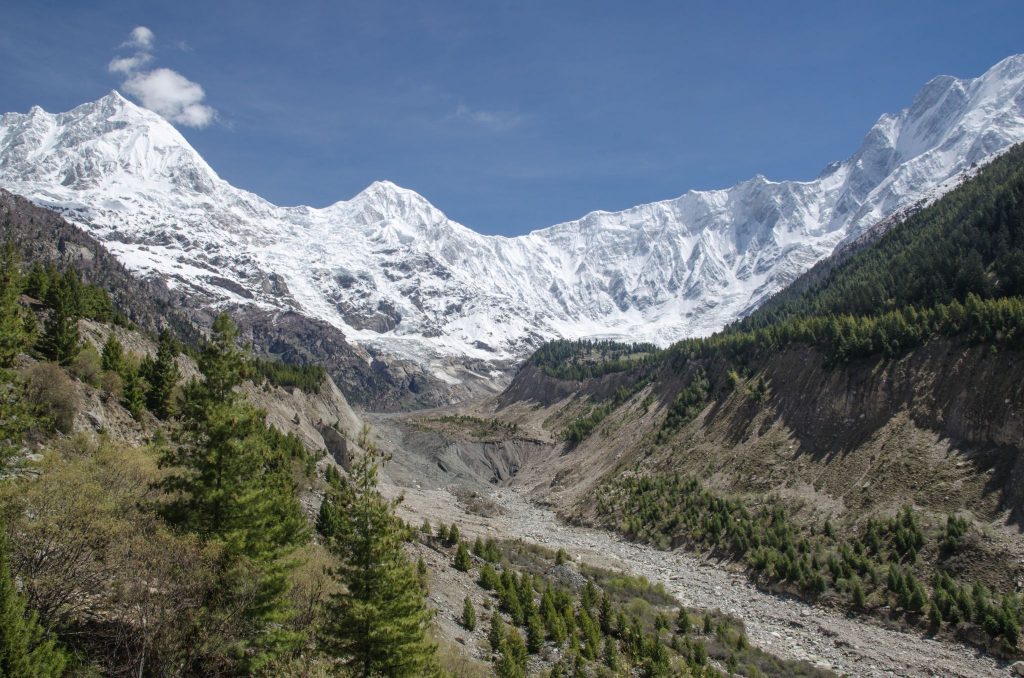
[489,614,506,653]
[121,367,146,419]
[435,523,449,543]
[603,636,620,671]
[37,270,80,366]
[598,592,613,634]
[0,371,35,469]
[157,313,307,670]
[0,531,66,677]
[144,330,180,419]
[495,627,527,678]
[852,579,867,609]
[581,579,598,610]
[0,243,28,368]
[454,541,472,572]
[320,425,439,677]
[526,612,545,653]
[461,596,476,631]
[23,263,49,301]
[100,333,125,374]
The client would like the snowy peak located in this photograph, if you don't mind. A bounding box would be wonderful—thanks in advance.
[0,90,221,196]
[2,55,1024,365]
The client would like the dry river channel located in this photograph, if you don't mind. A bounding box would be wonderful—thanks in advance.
[383,482,1013,678]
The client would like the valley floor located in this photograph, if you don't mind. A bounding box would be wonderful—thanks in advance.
[381,481,1011,678]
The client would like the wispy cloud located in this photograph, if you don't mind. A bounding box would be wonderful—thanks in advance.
[451,103,523,132]
[107,52,152,75]
[108,26,216,128]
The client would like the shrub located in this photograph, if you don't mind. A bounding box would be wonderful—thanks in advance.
[70,344,101,385]
[96,370,123,399]
[25,362,78,433]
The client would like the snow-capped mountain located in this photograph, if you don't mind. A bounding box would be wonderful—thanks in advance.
[3,55,1024,363]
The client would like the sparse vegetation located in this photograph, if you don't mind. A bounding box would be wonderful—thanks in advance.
[426,532,834,677]
[425,414,520,437]
[562,375,653,444]
[593,472,1024,653]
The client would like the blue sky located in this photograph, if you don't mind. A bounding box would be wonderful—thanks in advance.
[3,1,1024,235]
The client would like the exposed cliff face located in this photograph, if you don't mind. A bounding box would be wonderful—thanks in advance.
[757,343,1024,458]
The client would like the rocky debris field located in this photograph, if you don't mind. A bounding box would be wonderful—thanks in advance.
[385,483,1013,678]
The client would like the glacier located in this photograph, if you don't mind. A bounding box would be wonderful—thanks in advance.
[2,54,1024,363]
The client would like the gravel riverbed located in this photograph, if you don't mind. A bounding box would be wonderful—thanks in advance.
[386,483,1011,678]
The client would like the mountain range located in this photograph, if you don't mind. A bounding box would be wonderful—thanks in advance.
[2,54,1024,368]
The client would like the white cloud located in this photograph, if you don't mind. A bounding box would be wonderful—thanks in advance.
[452,104,523,131]
[124,26,154,50]
[108,52,152,74]
[122,68,216,127]
[109,27,216,128]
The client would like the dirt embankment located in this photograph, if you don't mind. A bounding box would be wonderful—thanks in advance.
[489,340,1024,592]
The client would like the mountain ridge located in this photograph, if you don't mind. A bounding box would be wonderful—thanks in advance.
[3,55,1024,366]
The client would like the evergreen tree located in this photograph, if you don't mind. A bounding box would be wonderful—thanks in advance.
[598,592,613,634]
[100,333,125,374]
[581,580,598,610]
[479,563,500,591]
[852,579,867,609]
[526,612,545,653]
[675,607,691,634]
[121,367,146,419]
[416,556,429,590]
[36,270,79,366]
[0,243,28,368]
[488,614,506,654]
[144,330,180,419]
[603,636,619,672]
[319,425,439,677]
[0,371,35,469]
[461,596,476,631]
[495,627,527,678]
[23,263,49,301]
[453,541,472,572]
[157,313,307,670]
[0,531,66,677]
[435,523,449,543]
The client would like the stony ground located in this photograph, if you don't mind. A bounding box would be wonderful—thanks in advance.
[383,482,1014,678]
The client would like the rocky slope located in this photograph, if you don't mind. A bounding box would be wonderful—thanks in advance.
[3,56,1024,368]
